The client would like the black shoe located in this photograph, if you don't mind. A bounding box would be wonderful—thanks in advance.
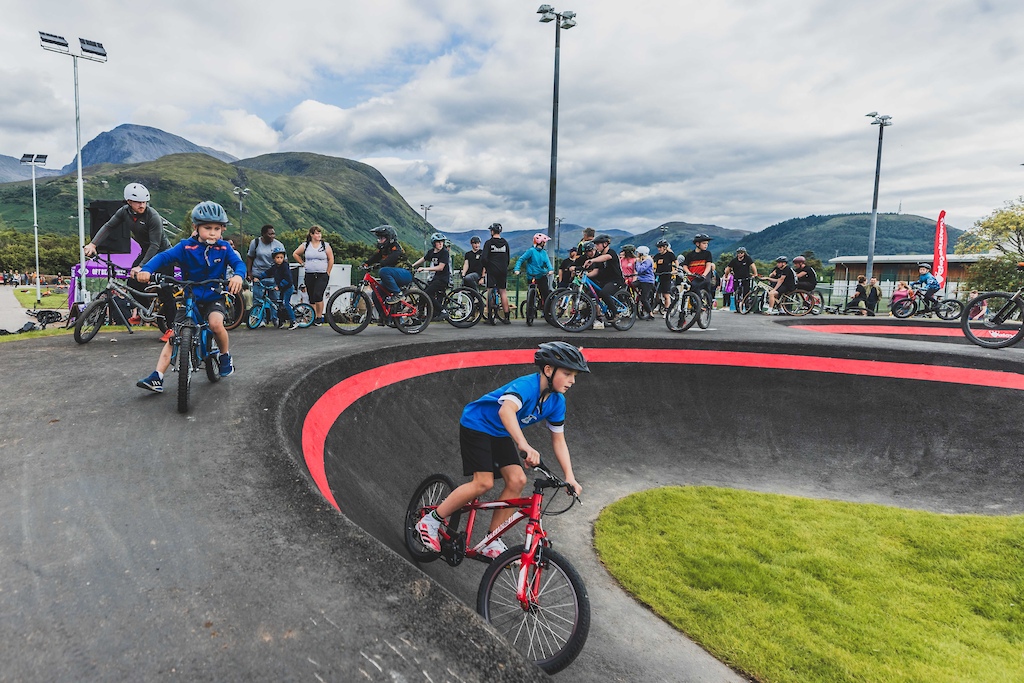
[500,316,511,325]
[486,317,496,326]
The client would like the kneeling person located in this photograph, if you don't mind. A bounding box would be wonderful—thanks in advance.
[134,201,246,392]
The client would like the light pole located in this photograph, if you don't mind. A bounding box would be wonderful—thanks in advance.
[233,186,250,241]
[537,5,576,262]
[555,215,564,255]
[864,112,892,281]
[40,32,106,306]
[20,154,47,305]
[420,204,433,253]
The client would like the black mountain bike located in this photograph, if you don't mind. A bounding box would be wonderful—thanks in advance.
[74,257,169,343]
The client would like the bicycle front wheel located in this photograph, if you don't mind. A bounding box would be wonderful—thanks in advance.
[293,303,315,328]
[246,305,265,329]
[697,291,713,328]
[552,289,596,332]
[74,298,108,344]
[395,288,432,334]
[736,292,755,315]
[326,287,371,334]
[936,299,964,321]
[203,329,221,383]
[666,291,701,332]
[525,288,537,326]
[780,291,812,317]
[477,544,590,674]
[446,287,484,328]
[404,474,456,563]
[961,292,1024,348]
[177,326,194,414]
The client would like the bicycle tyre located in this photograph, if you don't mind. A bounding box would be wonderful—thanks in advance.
[936,299,964,321]
[204,329,221,383]
[391,288,431,334]
[73,298,108,344]
[446,287,484,328]
[736,292,755,315]
[961,292,1024,348]
[810,291,824,315]
[780,291,812,317]
[551,289,596,332]
[223,293,244,330]
[177,326,194,414]
[404,474,457,563]
[525,288,537,326]
[666,291,701,332]
[697,291,713,328]
[610,288,636,330]
[246,305,265,330]
[293,303,315,328]
[892,299,916,319]
[477,544,590,674]
[326,287,372,335]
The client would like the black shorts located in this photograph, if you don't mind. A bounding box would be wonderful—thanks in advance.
[174,299,226,324]
[460,425,522,477]
[775,284,796,296]
[485,271,508,290]
[304,272,330,303]
[795,281,815,292]
[656,273,674,294]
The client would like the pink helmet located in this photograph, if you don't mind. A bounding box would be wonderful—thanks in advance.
[533,233,551,245]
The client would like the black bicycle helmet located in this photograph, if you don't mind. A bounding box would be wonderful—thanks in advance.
[580,240,596,252]
[489,222,503,234]
[656,239,669,248]
[594,234,611,245]
[535,341,590,373]
[917,262,932,270]
[693,233,712,243]
[622,244,636,255]
[371,225,398,243]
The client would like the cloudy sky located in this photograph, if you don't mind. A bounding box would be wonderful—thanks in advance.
[2,0,1022,235]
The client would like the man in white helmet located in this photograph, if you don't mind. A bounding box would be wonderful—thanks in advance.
[85,183,175,335]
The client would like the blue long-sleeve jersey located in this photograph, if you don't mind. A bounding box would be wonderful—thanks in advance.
[915,272,940,291]
[514,246,553,277]
[142,237,246,302]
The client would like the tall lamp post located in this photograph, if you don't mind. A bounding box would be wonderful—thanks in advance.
[233,186,250,241]
[420,204,433,253]
[40,32,106,306]
[864,112,892,281]
[537,5,577,262]
[20,154,47,305]
[555,215,564,255]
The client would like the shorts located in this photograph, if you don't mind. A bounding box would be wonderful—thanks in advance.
[485,271,508,290]
[795,281,815,292]
[460,425,521,477]
[174,299,226,324]
[304,272,330,303]
[775,284,796,296]
[656,273,674,294]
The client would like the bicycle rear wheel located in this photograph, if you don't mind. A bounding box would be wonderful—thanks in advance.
[780,291,812,317]
[203,329,221,383]
[394,288,432,334]
[666,291,701,332]
[892,299,916,319]
[697,291,713,328]
[445,287,484,328]
[961,292,1024,348]
[477,544,590,674]
[293,303,315,328]
[404,474,457,563]
[177,326,194,414]
[326,287,371,334]
[74,298,108,344]
[611,288,636,330]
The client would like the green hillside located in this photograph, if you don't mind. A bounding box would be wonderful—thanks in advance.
[724,213,963,259]
[0,152,431,246]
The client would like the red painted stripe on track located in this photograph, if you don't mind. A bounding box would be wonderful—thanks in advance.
[791,324,966,337]
[301,348,1024,510]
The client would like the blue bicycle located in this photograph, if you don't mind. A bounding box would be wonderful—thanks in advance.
[548,273,636,332]
[247,278,315,329]
[155,275,229,413]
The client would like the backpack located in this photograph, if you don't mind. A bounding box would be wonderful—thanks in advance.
[17,321,37,333]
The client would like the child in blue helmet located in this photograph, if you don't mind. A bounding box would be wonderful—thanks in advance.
[914,262,941,311]
[132,201,245,392]
[258,247,297,329]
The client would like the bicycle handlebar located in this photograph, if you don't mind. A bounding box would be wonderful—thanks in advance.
[151,273,229,288]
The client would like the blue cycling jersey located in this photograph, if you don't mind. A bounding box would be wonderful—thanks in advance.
[142,237,246,302]
[514,247,553,278]
[461,373,565,437]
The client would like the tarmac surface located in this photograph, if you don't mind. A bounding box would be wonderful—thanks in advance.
[2,308,1023,682]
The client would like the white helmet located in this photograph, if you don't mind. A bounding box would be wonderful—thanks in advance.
[124,183,150,202]
[636,246,650,256]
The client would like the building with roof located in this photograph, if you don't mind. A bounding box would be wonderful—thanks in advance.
[827,251,999,298]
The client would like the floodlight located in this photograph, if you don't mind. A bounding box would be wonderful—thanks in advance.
[537,5,554,13]
[39,31,69,52]
[540,12,556,22]
[865,111,877,117]
[561,11,575,18]
[20,154,34,163]
[561,17,576,28]
[79,38,107,60]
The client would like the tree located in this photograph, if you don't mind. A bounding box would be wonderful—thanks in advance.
[962,254,1024,292]
[956,196,1024,256]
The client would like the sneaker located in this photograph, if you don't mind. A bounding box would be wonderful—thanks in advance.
[219,353,234,377]
[481,538,508,560]
[415,513,441,553]
[128,315,142,325]
[593,320,605,330]
[385,294,402,305]
[136,371,163,393]
[486,316,497,326]
[313,318,323,327]
[500,315,511,325]
[289,321,299,330]
[160,329,174,343]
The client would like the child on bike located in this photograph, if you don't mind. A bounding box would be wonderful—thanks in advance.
[514,233,554,305]
[133,201,245,392]
[914,262,941,311]
[411,232,451,318]
[361,225,406,318]
[417,342,588,559]
[257,247,298,330]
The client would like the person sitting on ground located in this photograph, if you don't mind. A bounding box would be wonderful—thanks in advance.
[482,223,512,325]
[914,263,941,311]
[680,233,715,303]
[361,225,406,310]
[845,275,869,315]
[514,233,554,306]
[416,342,587,559]
[634,246,656,319]
[583,234,626,329]
[461,235,485,289]
[411,232,452,319]
[653,239,676,313]
[764,256,797,314]
[258,247,298,330]
[133,201,245,392]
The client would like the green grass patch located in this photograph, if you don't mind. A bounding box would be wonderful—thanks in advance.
[593,487,1024,683]
[0,327,73,343]
[11,287,69,309]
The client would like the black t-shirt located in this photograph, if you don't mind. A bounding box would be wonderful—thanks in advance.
[794,265,817,288]
[591,251,624,287]
[482,237,510,274]
[653,250,676,275]
[424,247,451,284]
[682,249,713,281]
[367,241,404,268]
[464,249,485,276]
[770,266,797,290]
[558,256,576,282]
[727,255,754,279]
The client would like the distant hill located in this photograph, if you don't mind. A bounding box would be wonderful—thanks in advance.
[0,152,430,247]
[721,213,963,260]
[0,154,62,183]
[61,124,236,174]
[627,221,750,254]
[446,226,632,258]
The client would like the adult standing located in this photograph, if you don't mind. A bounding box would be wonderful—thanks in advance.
[482,223,511,324]
[85,183,175,339]
[247,225,285,282]
[723,247,757,309]
[293,225,334,326]
[557,246,579,287]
